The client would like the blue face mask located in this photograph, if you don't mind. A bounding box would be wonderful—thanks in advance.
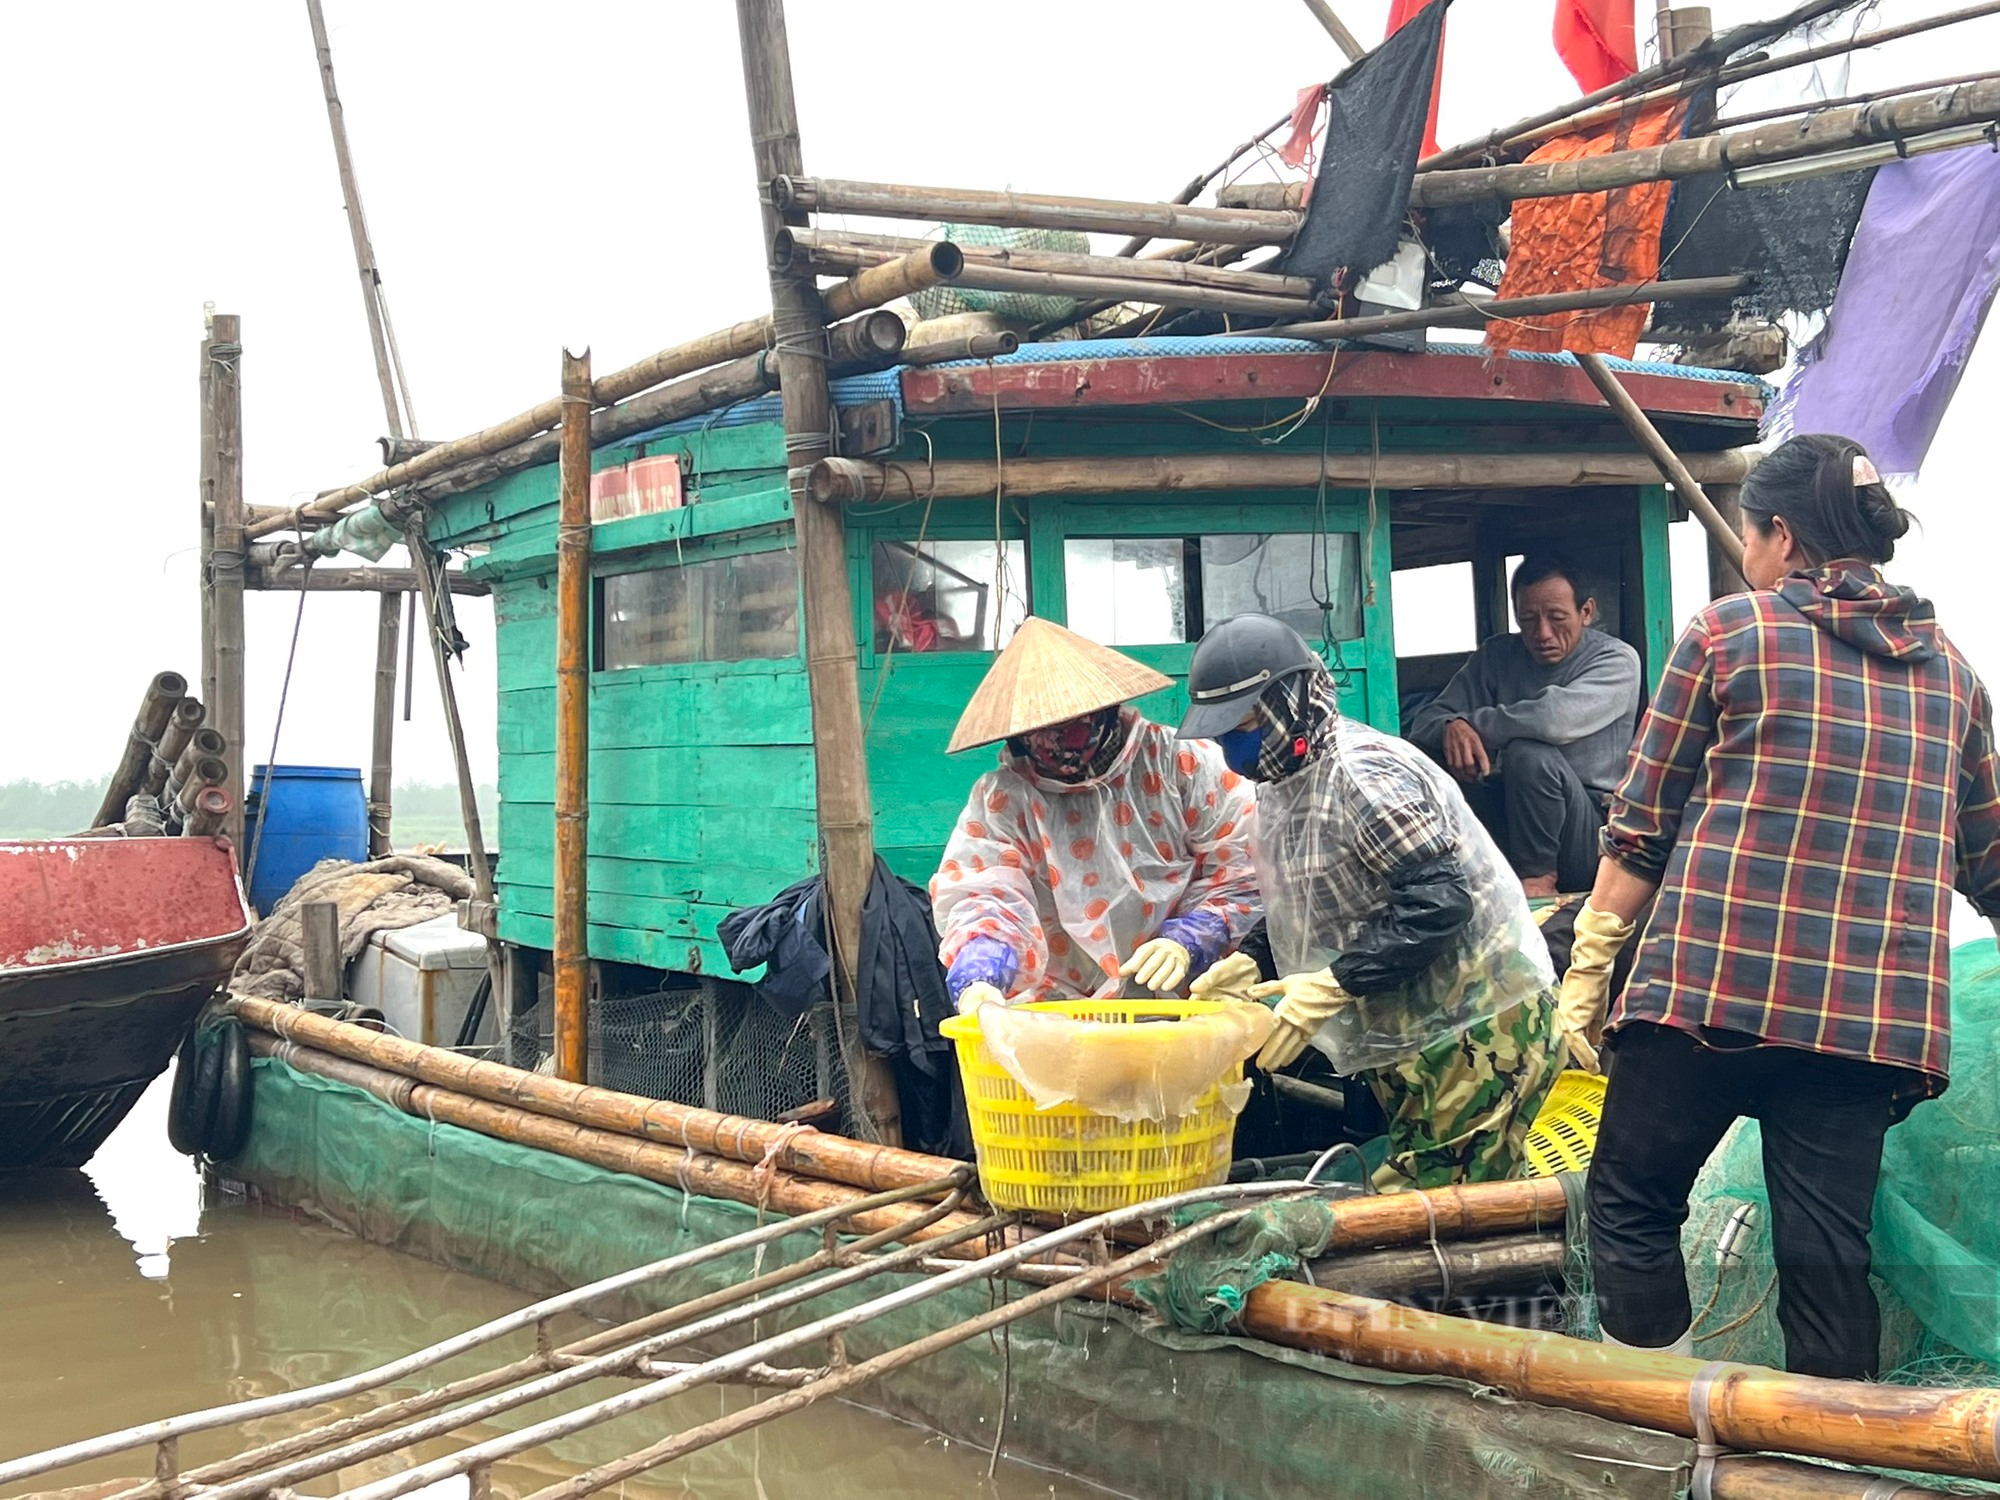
[1216,726,1263,778]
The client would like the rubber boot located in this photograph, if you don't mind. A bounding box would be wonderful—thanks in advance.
[1598,1322,1694,1357]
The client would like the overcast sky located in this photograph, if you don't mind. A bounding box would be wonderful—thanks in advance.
[1,1,1992,813]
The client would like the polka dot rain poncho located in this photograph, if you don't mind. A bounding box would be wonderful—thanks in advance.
[932,709,1262,1003]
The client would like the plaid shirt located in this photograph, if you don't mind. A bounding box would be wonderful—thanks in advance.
[1605,565,2000,1090]
[1254,687,1553,1071]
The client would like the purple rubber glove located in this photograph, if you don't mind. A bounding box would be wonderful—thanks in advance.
[946,936,1019,1006]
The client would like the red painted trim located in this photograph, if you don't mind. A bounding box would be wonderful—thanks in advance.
[899,349,1764,426]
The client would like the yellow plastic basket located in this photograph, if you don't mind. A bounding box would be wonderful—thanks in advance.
[940,998,1243,1216]
[1523,1068,1606,1177]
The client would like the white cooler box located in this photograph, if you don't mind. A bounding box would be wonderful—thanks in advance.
[347,914,492,1047]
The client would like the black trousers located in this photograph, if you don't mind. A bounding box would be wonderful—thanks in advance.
[1457,739,1603,889]
[1586,1021,1919,1379]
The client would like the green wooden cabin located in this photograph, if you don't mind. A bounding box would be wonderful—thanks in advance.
[426,338,1761,1103]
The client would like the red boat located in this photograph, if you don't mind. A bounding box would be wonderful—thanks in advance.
[0,838,254,1170]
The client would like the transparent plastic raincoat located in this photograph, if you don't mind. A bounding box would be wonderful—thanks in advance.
[1253,716,1553,1072]
[933,711,1261,1002]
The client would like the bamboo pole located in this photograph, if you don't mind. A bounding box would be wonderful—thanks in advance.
[144,697,207,799]
[205,315,247,853]
[92,672,188,828]
[771,176,1300,247]
[367,593,400,857]
[1239,1280,2000,1481]
[1576,353,1748,575]
[405,528,496,905]
[554,349,592,1086]
[1250,274,1747,342]
[246,563,490,596]
[304,0,409,442]
[249,1033,993,1246]
[229,996,964,1193]
[1298,0,1364,59]
[900,330,1019,365]
[408,309,903,506]
[776,226,1320,301]
[181,786,232,839]
[811,448,1758,504]
[1111,106,1296,263]
[1418,0,1861,169]
[740,0,901,1147]
[248,249,956,542]
[1409,77,2000,208]
[1305,1232,1565,1299]
[1715,66,2000,132]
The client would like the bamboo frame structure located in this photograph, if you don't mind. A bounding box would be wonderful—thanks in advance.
[811,449,1758,504]
[245,563,489,596]
[1249,274,1748,342]
[553,349,592,1084]
[248,246,957,542]
[404,528,496,904]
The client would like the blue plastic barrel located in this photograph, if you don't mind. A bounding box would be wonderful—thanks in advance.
[245,765,369,915]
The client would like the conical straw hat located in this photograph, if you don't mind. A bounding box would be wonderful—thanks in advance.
[947,617,1173,753]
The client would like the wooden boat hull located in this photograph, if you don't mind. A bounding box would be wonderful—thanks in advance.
[0,839,254,1171]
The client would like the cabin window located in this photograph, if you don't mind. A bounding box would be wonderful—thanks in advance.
[1062,532,1364,647]
[597,547,799,669]
[870,539,1029,653]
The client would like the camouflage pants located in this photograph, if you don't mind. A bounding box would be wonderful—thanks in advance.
[1366,988,1561,1192]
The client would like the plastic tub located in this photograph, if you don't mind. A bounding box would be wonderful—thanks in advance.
[245,765,369,915]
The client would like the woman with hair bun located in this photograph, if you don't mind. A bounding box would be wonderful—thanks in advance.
[1557,432,2000,1378]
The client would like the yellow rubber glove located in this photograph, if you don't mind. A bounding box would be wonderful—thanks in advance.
[1556,902,1638,1073]
[1126,937,1192,995]
[1247,969,1349,1072]
[1188,951,1262,1004]
[956,981,1005,1016]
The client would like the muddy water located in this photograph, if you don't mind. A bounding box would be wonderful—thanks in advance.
[0,1078,1105,1500]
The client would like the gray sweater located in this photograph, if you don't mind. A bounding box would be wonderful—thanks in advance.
[1407,630,1642,797]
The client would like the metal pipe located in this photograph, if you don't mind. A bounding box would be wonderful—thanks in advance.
[333,1183,1319,1500]
[513,1201,1298,1500]
[0,1172,965,1486]
[193,1209,1019,1500]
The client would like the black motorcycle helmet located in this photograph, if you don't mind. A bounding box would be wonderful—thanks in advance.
[1177,613,1320,739]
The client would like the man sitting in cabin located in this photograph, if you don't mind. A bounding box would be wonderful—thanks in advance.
[931,617,1261,1008]
[1406,555,1641,897]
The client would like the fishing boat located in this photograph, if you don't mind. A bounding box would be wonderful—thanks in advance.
[42,0,1998,1494]
[0,838,254,1171]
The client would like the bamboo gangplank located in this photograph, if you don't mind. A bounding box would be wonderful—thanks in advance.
[1250,274,1749,342]
[229,983,961,1195]
[1240,1279,2000,1482]
[244,564,490,596]
[777,226,1319,300]
[247,1032,999,1249]
[553,349,592,1086]
[90,672,187,828]
[811,448,1759,505]
[247,247,956,543]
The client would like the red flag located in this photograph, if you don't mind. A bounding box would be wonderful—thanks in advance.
[1387,0,1446,160]
[1553,0,1638,93]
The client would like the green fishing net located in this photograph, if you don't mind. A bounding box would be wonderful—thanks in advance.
[1132,1199,1339,1334]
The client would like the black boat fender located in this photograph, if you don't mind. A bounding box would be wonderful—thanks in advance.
[166,1024,221,1157]
[205,1019,253,1161]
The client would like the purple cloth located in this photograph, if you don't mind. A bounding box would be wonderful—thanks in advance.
[1766,149,2000,480]
[1157,911,1231,981]
[945,935,1018,1003]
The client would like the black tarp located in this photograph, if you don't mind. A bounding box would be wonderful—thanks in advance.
[1656,164,1877,334]
[1284,0,1451,287]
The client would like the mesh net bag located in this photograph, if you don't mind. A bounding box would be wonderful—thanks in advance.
[909,224,1092,326]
